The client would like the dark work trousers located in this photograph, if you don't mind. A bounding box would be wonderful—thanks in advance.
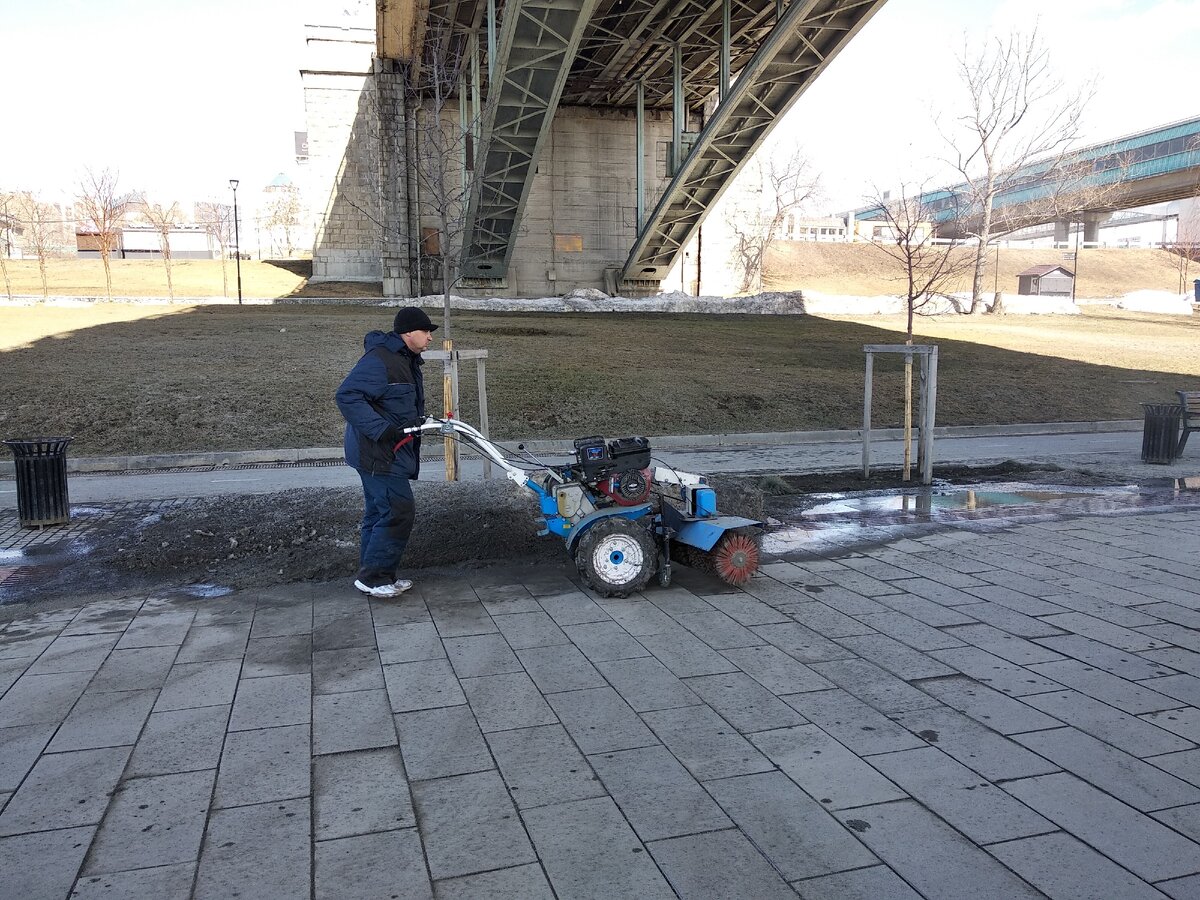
[356,470,416,586]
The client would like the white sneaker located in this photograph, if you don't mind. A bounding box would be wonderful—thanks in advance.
[354,579,405,598]
[393,579,413,592]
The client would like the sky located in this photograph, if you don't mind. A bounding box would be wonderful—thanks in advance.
[2,0,1199,214]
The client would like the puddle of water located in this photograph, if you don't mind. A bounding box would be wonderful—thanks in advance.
[180,583,233,599]
[764,482,1198,555]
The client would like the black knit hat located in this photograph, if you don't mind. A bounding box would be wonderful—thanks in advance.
[393,306,438,334]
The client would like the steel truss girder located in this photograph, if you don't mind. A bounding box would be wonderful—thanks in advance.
[622,0,887,282]
[460,0,600,278]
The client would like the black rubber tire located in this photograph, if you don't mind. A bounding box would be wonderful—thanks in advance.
[574,517,658,598]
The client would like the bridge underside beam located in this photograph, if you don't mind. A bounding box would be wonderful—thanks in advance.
[623,0,887,283]
[460,0,600,279]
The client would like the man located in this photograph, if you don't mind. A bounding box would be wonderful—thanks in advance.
[335,306,437,598]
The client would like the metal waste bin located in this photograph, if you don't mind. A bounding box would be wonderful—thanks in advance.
[3,438,73,527]
[1193,279,1199,303]
[1140,404,1181,465]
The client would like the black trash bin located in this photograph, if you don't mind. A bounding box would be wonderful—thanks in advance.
[3,438,73,527]
[1141,404,1181,465]
[1193,279,1199,303]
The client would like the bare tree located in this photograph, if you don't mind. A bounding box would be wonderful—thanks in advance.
[77,168,130,297]
[139,198,182,299]
[865,183,974,479]
[15,192,56,298]
[196,201,234,297]
[1166,201,1200,295]
[0,192,18,301]
[726,146,820,293]
[264,187,302,257]
[941,27,1090,312]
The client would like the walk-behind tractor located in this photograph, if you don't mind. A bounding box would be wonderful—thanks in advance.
[404,418,763,597]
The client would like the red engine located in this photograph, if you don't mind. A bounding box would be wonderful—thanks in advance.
[596,468,652,506]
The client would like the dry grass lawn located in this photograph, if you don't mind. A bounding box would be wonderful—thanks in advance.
[1,303,1197,456]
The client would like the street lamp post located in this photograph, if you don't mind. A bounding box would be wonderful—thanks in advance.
[229,179,243,305]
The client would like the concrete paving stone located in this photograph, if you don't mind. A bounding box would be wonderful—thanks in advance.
[411,769,535,880]
[1148,749,1200,788]
[1003,772,1200,882]
[383,658,467,713]
[1154,804,1200,843]
[962,584,1069,617]
[891,706,1060,782]
[871,591,979,627]
[84,769,215,873]
[1143,674,1200,708]
[487,723,605,810]
[750,724,906,809]
[782,601,877,639]
[26,632,120,676]
[313,688,397,755]
[1142,708,1200,743]
[783,687,926,755]
[1016,726,1200,812]
[312,646,385,694]
[248,602,313,639]
[0,825,94,900]
[866,554,987,588]
[853,611,966,652]
[0,633,68,662]
[719,644,834,695]
[1027,659,1185,714]
[928,645,1072,697]
[0,656,30,695]
[546,685,657,753]
[190,600,255,627]
[518,572,578,598]
[115,610,195,649]
[47,688,158,753]
[442,633,523,678]
[213,723,310,808]
[315,828,433,900]
[953,602,1066,639]
[1023,689,1194,757]
[516,644,606,693]
[461,671,557,733]
[918,676,1064,736]
[1154,873,1200,900]
[636,625,742,677]
[683,671,806,733]
[312,612,376,651]
[707,770,879,880]
[832,799,1044,899]
[794,865,924,900]
[1142,624,1200,655]
[560,621,652,663]
[800,586,894,617]
[1041,612,1171,652]
[491,610,570,649]
[394,706,493,781]
[817,571,903,600]
[1139,603,1200,630]
[743,577,812,607]
[473,582,540,613]
[313,747,414,840]
[154,659,241,711]
[1036,633,1178,680]
[0,746,130,835]
[809,658,942,715]
[523,796,675,900]
[1144,647,1200,679]
[987,830,1171,900]
[376,622,445,666]
[593,598,679,635]
[592,656,703,712]
[0,723,56,791]
[537,590,610,626]
[194,798,311,900]
[228,672,311,731]
[1041,591,1164,628]
[58,600,141,636]
[175,623,251,664]
[241,634,312,677]
[69,862,194,900]
[867,746,1054,843]
[672,609,765,649]
[311,594,371,624]
[127,705,230,777]
[641,704,772,781]
[648,827,805,900]
[429,601,497,639]
[942,623,1067,666]
[588,744,729,840]
[0,672,90,734]
[836,633,957,681]
[433,863,555,900]
[901,576,995,607]
[647,585,718,619]
[368,596,433,626]
[703,592,792,626]
[748,620,856,664]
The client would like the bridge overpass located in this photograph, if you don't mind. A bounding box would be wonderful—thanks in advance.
[308,0,888,296]
[855,116,1200,244]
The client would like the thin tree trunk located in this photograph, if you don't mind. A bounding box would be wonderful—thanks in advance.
[0,253,12,301]
[101,250,113,298]
[38,255,48,298]
[902,345,913,482]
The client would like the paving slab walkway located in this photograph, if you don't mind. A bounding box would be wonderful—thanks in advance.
[3,505,1200,898]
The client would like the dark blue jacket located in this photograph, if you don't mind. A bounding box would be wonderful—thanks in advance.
[336,330,426,478]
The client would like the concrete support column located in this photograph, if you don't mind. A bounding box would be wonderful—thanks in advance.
[1054,221,1070,244]
[1083,212,1110,245]
[376,60,414,297]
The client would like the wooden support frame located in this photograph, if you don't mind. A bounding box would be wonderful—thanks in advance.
[862,344,939,485]
[424,348,493,478]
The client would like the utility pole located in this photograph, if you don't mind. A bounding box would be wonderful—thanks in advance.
[229,179,243,305]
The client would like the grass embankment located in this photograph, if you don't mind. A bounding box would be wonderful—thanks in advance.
[1,304,1197,456]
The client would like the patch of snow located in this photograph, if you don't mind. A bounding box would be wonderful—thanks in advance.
[1116,291,1194,315]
